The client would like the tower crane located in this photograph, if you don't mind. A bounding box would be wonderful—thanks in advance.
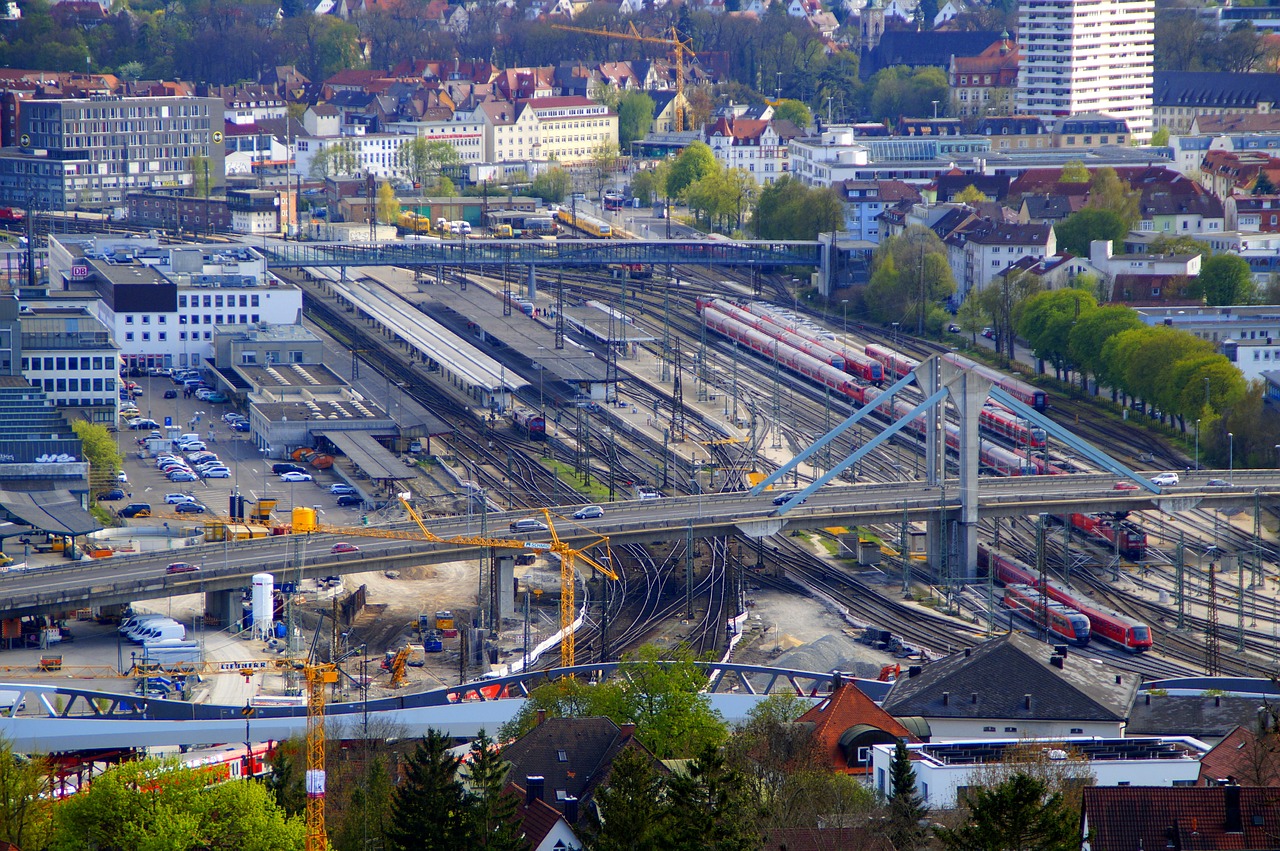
[550,22,696,131]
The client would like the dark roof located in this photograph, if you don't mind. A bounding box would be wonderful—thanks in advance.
[936,172,1011,201]
[1020,194,1080,221]
[863,31,1003,76]
[961,221,1053,246]
[1052,113,1130,135]
[929,206,978,240]
[1082,786,1280,851]
[1141,190,1224,219]
[1129,694,1277,742]
[1199,724,1280,786]
[499,716,662,823]
[978,115,1048,136]
[1154,71,1280,110]
[881,632,1137,722]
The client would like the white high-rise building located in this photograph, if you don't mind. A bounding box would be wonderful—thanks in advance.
[1016,0,1155,142]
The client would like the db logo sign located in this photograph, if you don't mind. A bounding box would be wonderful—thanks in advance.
[70,263,90,279]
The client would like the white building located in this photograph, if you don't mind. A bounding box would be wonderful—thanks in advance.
[946,221,1057,297]
[1015,0,1155,142]
[294,132,411,180]
[703,116,800,184]
[19,306,120,425]
[47,236,301,371]
[474,96,618,164]
[380,118,487,163]
[788,128,872,187]
[870,737,1208,809]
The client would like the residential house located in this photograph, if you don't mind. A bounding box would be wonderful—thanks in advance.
[1198,722,1280,786]
[1200,149,1280,199]
[508,780,583,851]
[946,220,1056,297]
[793,679,923,775]
[1190,113,1280,135]
[949,35,1019,121]
[1128,691,1280,747]
[1227,194,1280,232]
[1051,113,1131,148]
[1081,787,1280,851]
[1153,71,1280,135]
[837,179,922,242]
[879,632,1137,739]
[1222,337,1280,382]
[703,116,802,183]
[976,115,1050,151]
[897,118,965,137]
[1138,184,1225,234]
[873,736,1207,808]
[1017,194,1085,222]
[499,716,667,829]
[1089,239,1202,303]
[1001,253,1092,290]
[933,171,1010,202]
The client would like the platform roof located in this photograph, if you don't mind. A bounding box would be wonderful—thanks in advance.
[315,431,404,482]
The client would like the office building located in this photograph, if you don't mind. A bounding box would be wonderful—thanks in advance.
[19,306,119,425]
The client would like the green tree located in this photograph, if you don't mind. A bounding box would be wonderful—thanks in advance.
[1068,304,1144,396]
[1150,126,1170,147]
[1018,289,1097,382]
[667,141,718,199]
[51,758,304,851]
[1086,166,1140,226]
[617,90,656,148]
[1054,208,1129,257]
[72,420,123,498]
[629,165,667,206]
[1059,160,1090,183]
[309,139,359,179]
[752,176,843,240]
[465,730,524,851]
[978,268,1041,359]
[865,225,956,332]
[397,138,460,190]
[588,141,622,204]
[934,773,1080,851]
[956,293,989,345]
[583,745,668,851]
[0,736,54,851]
[954,184,990,204]
[531,166,572,204]
[771,99,813,128]
[662,746,761,851]
[265,737,306,817]
[387,730,474,851]
[887,740,929,851]
[1256,172,1277,195]
[866,66,948,122]
[1192,254,1256,305]
[190,154,211,198]
[1147,234,1211,257]
[376,181,401,225]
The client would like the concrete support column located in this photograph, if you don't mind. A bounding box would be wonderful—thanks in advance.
[204,589,243,629]
[497,555,516,620]
[943,361,991,581]
[527,264,537,301]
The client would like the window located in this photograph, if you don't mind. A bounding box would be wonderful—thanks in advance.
[1070,728,1083,734]
[92,357,102,370]
[920,782,929,801]
[125,315,134,324]
[557,750,568,762]
[251,295,260,307]
[179,295,188,308]
[56,357,66,371]
[856,746,872,764]
[44,357,53,370]
[93,378,103,391]
[158,332,167,341]
[141,315,149,324]
[1004,726,1017,732]
[68,378,79,392]
[983,726,996,732]
[1172,780,1196,787]
[125,332,134,341]
[142,332,150,341]
[878,768,886,793]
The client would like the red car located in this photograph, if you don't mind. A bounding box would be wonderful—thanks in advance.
[1113,480,1140,491]
[165,562,200,574]
[330,542,360,554]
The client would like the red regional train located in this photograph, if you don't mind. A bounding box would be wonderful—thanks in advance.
[865,344,1048,413]
[702,299,850,373]
[734,299,884,383]
[1068,512,1147,560]
[511,407,547,440]
[979,545,1153,651]
[1002,584,1092,646]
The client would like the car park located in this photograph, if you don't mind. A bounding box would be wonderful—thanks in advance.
[571,505,605,520]
[165,562,200,574]
[330,484,358,495]
[97,488,126,501]
[1151,472,1180,487]
[336,494,364,507]
[164,493,196,504]
[174,502,206,514]
[280,471,313,482]
[169,471,198,483]
[330,542,360,554]
[120,503,152,518]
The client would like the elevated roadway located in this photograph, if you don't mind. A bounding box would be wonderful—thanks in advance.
[0,471,1273,621]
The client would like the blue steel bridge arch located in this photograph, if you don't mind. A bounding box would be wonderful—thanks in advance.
[261,238,823,272]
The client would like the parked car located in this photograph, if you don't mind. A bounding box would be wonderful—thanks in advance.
[200,469,231,479]
[178,441,207,453]
[97,488,126,501]
[165,562,200,574]
[272,463,306,475]
[120,503,152,518]
[223,413,245,424]
[169,471,198,483]
[205,392,229,404]
[330,542,360,554]
[232,421,250,432]
[336,494,365,507]
[164,493,196,504]
[163,389,178,399]
[280,471,313,483]
[117,471,129,483]
[329,484,358,495]
[572,505,605,520]
[174,502,206,514]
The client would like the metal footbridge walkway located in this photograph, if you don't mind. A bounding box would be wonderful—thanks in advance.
[0,663,875,751]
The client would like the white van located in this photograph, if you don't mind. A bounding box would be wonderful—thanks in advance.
[135,621,186,643]
[128,617,181,642]
[119,613,166,635]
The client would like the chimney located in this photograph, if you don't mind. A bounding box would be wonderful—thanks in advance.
[1116,675,1123,685]
[525,775,544,805]
[619,723,636,737]
[971,692,978,704]
[1224,784,1243,833]
[942,692,950,706]
[1054,645,1068,657]
[1216,695,1222,707]
[908,666,922,678]
[1050,655,1064,669]
[563,795,579,823]
[831,671,843,690]
[536,709,546,725]
[1146,693,1151,705]
[964,648,971,657]
[1024,694,1032,710]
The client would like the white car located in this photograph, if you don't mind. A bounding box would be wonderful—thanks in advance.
[280,471,313,483]
[164,493,196,504]
[1150,472,1180,487]
[178,441,207,453]
[201,469,231,479]
[117,471,129,483]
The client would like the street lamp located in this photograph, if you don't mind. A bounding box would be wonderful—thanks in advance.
[841,299,849,348]
[260,446,271,501]
[1228,432,1234,482]
[891,322,900,344]
[1195,419,1201,471]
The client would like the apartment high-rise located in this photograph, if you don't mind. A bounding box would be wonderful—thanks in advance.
[1015,0,1154,142]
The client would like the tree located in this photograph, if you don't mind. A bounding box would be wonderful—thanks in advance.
[1192,254,1255,305]
[978,268,1040,359]
[309,139,359,179]
[51,758,304,851]
[887,740,929,851]
[1256,172,1277,196]
[530,167,572,204]
[956,293,989,345]
[667,141,718,199]
[0,736,54,851]
[953,184,990,204]
[630,165,668,206]
[465,730,524,851]
[387,730,474,851]
[865,225,956,332]
[1018,289,1097,382]
[617,90,656,148]
[1146,234,1211,258]
[1053,208,1129,258]
[583,746,668,851]
[588,141,621,204]
[772,98,812,129]
[265,737,306,817]
[397,138,459,191]
[1150,126,1170,147]
[934,773,1080,851]
[1068,305,1144,396]
[752,176,842,240]
[190,154,211,198]
[866,66,948,122]
[376,181,400,225]
[662,746,761,851]
[1086,166,1140,226]
[1059,160,1090,183]
[72,420,123,497]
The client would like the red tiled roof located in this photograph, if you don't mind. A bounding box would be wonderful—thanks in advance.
[1083,786,1280,851]
[796,682,917,774]
[506,782,568,848]
[1199,725,1280,787]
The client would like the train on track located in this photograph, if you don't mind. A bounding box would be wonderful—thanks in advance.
[1069,512,1147,560]
[724,299,885,383]
[1002,583,1092,646]
[864,345,1048,413]
[511,406,547,439]
[980,545,1154,651]
[555,208,613,238]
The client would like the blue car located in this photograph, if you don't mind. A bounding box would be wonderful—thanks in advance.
[232,421,250,432]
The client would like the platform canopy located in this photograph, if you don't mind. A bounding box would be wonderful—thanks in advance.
[0,490,99,536]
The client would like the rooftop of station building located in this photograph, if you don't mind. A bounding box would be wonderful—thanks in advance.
[240,362,347,389]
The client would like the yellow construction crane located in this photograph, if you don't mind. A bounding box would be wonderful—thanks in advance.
[396,495,617,667]
[302,661,338,851]
[551,22,695,132]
